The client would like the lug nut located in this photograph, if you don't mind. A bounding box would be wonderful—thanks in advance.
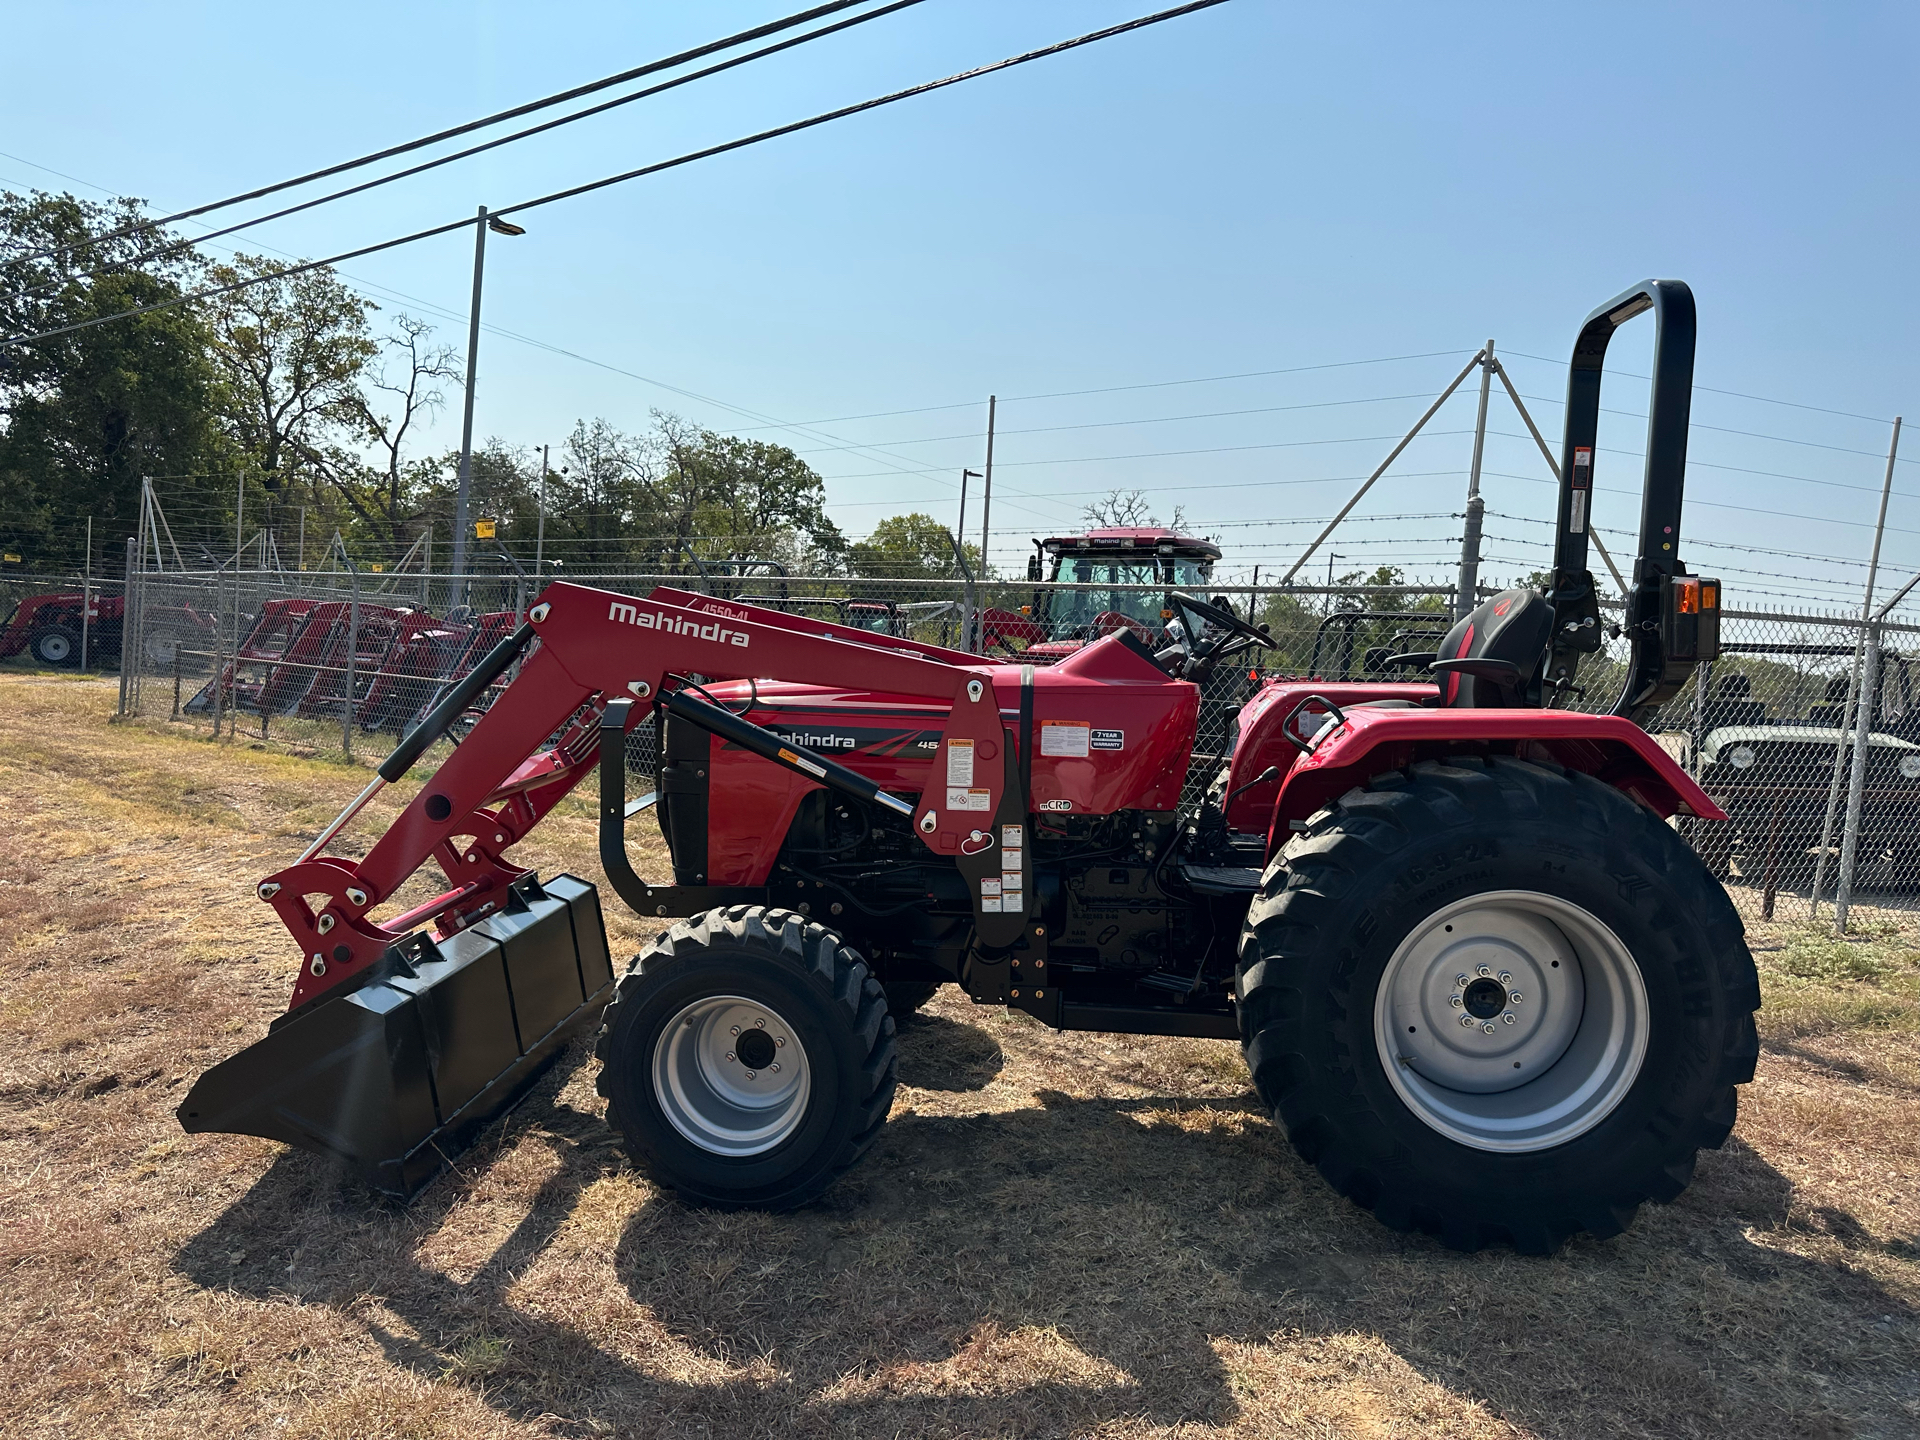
[1477,964,1492,978]
[1482,1022,1496,1034]
[1450,995,1464,1008]
[775,1036,785,1047]
[1502,1012,1517,1025]
[755,1019,766,1028]
[1510,991,1524,1003]
[770,1063,780,1073]
[1454,973,1469,986]
[1497,970,1512,983]
[730,1026,740,1035]
[724,1051,736,1062]
[1460,1015,1476,1028]
[744,1070,757,1080]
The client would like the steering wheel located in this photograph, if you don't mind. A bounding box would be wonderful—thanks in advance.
[1168,592,1274,650]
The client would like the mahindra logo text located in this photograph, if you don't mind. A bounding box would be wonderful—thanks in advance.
[774,731,856,750]
[608,601,750,647]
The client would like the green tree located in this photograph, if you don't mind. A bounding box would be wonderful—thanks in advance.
[0,190,227,567]
[849,513,981,579]
[203,253,377,491]
[656,413,845,571]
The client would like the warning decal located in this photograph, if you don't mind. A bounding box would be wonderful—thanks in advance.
[946,787,993,812]
[946,737,975,787]
[1040,721,1091,758]
[777,746,827,778]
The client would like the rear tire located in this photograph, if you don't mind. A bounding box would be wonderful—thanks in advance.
[596,906,896,1210]
[1236,755,1760,1253]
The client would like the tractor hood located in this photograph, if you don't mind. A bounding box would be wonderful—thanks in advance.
[1700,725,1920,765]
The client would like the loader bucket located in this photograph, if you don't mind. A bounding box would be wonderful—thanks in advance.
[178,873,614,1197]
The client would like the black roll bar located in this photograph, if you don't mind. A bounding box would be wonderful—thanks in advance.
[1546,279,1704,719]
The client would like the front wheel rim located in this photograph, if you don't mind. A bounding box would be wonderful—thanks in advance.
[652,994,812,1157]
[40,634,72,661]
[1373,890,1649,1153]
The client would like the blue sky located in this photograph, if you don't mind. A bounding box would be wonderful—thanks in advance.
[5,1,1919,605]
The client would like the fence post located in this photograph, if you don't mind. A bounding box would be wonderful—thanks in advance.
[1834,628,1882,931]
[210,566,226,739]
[345,555,360,760]
[1456,341,1493,621]
[81,516,92,672]
[118,537,135,715]
[1813,417,1901,915]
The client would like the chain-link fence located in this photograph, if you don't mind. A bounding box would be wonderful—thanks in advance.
[26,559,1918,926]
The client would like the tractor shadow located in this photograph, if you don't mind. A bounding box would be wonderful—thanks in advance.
[890,1008,1004,1091]
[174,1026,1912,1439]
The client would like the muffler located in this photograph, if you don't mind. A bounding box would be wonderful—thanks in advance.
[179,872,613,1196]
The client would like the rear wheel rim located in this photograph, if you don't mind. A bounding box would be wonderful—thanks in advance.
[39,633,71,662]
[652,994,811,1156]
[1373,890,1648,1153]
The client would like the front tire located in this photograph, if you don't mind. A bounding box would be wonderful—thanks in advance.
[883,980,942,1016]
[596,906,896,1210]
[1237,755,1760,1253]
[30,626,79,667]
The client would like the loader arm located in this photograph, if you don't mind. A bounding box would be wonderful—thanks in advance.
[263,581,1013,1010]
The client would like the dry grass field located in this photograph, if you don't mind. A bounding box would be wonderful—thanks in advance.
[1,669,1917,1439]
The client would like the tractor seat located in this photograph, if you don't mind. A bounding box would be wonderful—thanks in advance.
[1431,588,1555,708]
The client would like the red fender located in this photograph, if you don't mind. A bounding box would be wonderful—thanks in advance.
[1264,702,1724,860]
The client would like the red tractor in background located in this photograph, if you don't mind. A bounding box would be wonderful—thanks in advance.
[978,526,1225,659]
[0,588,216,669]
[182,282,1754,1255]
[186,599,523,736]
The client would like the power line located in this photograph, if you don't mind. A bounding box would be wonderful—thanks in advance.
[1500,348,1897,427]
[1507,388,1913,465]
[7,1,928,300]
[786,391,1455,455]
[1479,468,1920,538]
[3,2,882,266]
[723,351,1476,433]
[2,0,1235,353]
[824,467,1470,508]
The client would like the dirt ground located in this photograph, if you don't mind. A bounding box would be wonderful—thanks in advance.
[2,670,1917,1440]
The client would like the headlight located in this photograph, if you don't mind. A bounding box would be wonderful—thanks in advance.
[1728,745,1757,770]
[1900,753,1920,780]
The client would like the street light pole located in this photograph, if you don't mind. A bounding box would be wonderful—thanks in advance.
[978,396,997,579]
[957,468,981,559]
[450,206,525,595]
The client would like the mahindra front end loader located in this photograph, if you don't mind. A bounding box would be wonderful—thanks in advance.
[181,281,1757,1252]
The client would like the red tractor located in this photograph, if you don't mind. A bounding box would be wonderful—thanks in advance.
[182,282,1754,1254]
[977,526,1225,659]
[0,588,215,669]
